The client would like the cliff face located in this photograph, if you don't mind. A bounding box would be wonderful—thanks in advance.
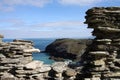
[45,38,92,60]
[79,7,120,80]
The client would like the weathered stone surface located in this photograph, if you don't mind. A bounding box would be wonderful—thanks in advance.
[92,59,105,66]
[32,74,44,80]
[24,60,43,70]
[15,70,38,74]
[96,39,112,42]
[104,72,120,77]
[0,73,15,80]
[23,48,40,53]
[52,62,67,73]
[89,51,109,56]
[85,77,101,80]
[38,64,51,72]
[0,54,5,58]
[80,7,120,79]
[97,27,120,33]
[0,39,43,80]
[1,58,20,64]
[64,69,76,77]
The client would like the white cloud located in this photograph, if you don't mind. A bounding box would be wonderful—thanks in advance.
[0,19,93,38]
[0,29,92,38]
[0,19,85,30]
[58,0,102,6]
[3,0,52,7]
[0,3,14,12]
[36,21,85,27]
[0,0,52,11]
[0,19,24,24]
[31,21,87,31]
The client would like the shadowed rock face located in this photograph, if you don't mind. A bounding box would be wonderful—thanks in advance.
[45,38,92,60]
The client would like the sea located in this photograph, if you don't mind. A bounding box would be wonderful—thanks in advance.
[3,38,56,64]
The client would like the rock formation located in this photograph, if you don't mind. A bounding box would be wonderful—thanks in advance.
[0,36,78,80]
[79,7,120,80]
[0,38,41,80]
[46,38,92,61]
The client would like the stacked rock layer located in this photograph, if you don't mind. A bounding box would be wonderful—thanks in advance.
[0,36,78,80]
[0,38,42,80]
[80,7,120,80]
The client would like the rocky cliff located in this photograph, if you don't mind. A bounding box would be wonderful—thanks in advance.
[45,38,92,61]
[79,7,120,80]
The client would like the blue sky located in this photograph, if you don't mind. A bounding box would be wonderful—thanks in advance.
[0,0,120,38]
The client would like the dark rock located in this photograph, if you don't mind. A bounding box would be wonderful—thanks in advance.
[49,56,65,61]
[45,38,92,60]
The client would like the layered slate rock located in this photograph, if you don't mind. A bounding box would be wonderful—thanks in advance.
[0,39,41,80]
[80,7,120,80]
[0,36,78,80]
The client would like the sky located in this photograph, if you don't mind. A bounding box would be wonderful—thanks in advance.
[0,0,120,39]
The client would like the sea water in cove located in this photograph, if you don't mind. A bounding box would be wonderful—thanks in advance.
[3,38,55,64]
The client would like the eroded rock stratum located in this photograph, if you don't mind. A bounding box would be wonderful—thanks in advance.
[79,7,120,80]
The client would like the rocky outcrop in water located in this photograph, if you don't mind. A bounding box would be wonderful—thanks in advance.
[79,7,120,80]
[46,38,92,61]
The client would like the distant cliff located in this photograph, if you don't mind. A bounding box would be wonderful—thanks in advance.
[45,38,92,61]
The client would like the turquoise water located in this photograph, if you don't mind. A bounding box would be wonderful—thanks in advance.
[3,38,56,64]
